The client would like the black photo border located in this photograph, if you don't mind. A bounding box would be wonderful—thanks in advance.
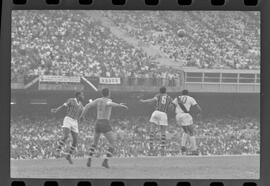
[1,0,269,185]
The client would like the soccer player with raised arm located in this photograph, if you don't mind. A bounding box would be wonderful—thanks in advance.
[172,89,202,155]
[140,87,173,156]
[51,91,84,164]
[80,88,128,168]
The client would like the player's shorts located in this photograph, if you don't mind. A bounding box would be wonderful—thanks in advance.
[95,119,112,134]
[150,110,168,126]
[62,116,79,133]
[176,113,193,126]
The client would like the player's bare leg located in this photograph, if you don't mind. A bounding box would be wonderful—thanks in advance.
[188,125,199,155]
[181,126,188,155]
[148,123,156,156]
[160,125,166,156]
[65,130,78,164]
[56,127,70,158]
[102,131,116,168]
[87,132,100,167]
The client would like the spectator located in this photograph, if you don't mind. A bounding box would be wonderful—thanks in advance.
[11,11,260,84]
[10,115,260,159]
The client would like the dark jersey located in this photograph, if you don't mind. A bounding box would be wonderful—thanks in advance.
[65,98,84,120]
[155,94,172,113]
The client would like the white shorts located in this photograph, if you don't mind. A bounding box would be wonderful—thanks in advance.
[62,116,79,133]
[176,113,193,126]
[150,110,168,126]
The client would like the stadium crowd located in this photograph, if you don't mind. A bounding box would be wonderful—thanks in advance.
[104,11,260,69]
[10,115,260,160]
[11,11,260,82]
[11,11,178,81]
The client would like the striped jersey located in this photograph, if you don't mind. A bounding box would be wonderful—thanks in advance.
[172,95,197,114]
[154,93,172,113]
[64,98,84,120]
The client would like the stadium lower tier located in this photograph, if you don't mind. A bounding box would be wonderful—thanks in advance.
[10,116,260,160]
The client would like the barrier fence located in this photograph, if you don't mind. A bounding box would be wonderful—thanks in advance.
[11,69,260,93]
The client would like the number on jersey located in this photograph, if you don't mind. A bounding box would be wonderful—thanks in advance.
[179,96,187,104]
[161,96,167,104]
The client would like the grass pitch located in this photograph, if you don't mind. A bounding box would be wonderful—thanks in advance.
[11,155,259,179]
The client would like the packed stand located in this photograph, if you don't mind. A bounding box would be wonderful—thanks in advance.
[104,11,260,69]
[11,11,260,82]
[11,11,164,79]
[11,115,260,160]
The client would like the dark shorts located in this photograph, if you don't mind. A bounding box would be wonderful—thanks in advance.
[95,119,112,134]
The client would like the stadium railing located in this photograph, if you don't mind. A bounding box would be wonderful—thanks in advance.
[11,68,260,93]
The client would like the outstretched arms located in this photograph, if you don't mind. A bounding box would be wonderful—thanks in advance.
[107,101,128,109]
[139,97,157,103]
[51,101,69,113]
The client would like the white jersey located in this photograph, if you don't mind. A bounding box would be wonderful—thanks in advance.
[172,95,197,115]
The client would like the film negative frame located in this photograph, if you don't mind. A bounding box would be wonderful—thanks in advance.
[0,0,269,185]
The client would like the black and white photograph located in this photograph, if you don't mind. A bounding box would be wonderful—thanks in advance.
[10,10,260,179]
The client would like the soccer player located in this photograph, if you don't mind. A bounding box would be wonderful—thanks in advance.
[79,88,128,168]
[140,86,173,156]
[172,89,202,155]
[51,91,84,164]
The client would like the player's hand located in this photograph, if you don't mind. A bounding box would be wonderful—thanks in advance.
[51,108,57,113]
[139,99,144,103]
[120,103,128,109]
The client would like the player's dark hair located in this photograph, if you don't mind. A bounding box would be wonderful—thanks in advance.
[182,89,189,95]
[75,91,82,98]
[160,87,166,94]
[75,91,84,102]
[102,88,110,97]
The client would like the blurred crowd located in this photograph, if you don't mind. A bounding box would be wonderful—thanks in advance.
[106,11,260,69]
[11,11,175,81]
[10,115,260,160]
[11,11,260,82]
